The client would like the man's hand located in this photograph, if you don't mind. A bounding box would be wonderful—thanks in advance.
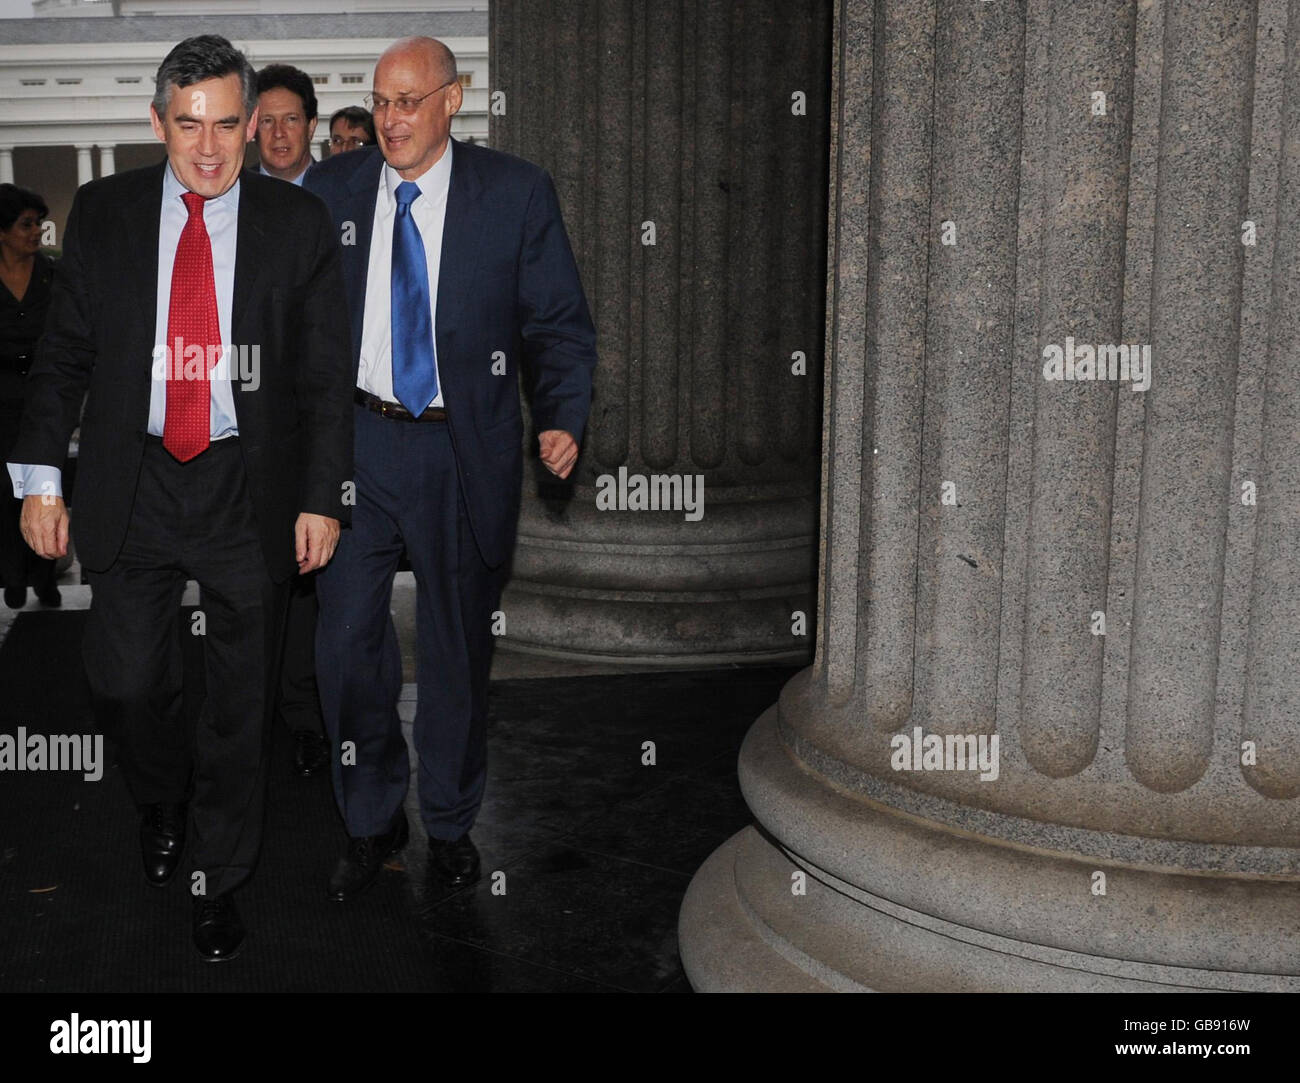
[295,513,340,573]
[538,430,578,479]
[20,494,69,560]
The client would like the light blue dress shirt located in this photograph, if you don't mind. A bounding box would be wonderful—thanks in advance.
[259,162,309,186]
[8,162,241,500]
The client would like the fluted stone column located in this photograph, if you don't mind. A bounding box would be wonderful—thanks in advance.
[489,1,830,664]
[680,0,1300,990]
[97,145,115,178]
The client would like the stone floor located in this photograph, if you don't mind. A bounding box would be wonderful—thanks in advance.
[0,559,796,992]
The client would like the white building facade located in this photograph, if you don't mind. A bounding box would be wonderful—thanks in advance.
[34,0,485,15]
[0,6,489,239]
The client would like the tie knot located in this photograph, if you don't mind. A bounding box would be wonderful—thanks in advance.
[181,191,206,217]
[395,180,420,213]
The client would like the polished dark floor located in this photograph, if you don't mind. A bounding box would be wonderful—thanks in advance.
[0,609,796,992]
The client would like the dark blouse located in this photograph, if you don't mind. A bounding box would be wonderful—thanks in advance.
[0,250,55,365]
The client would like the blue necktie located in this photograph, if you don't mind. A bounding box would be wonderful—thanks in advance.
[391,180,438,416]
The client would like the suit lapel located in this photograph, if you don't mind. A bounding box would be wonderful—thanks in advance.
[343,151,383,372]
[123,163,165,418]
[231,170,270,350]
[436,138,486,346]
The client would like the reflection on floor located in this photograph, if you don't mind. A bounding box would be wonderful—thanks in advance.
[0,605,796,992]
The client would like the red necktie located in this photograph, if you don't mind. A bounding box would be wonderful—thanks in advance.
[162,191,220,462]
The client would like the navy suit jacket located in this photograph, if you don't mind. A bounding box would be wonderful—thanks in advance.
[303,139,597,569]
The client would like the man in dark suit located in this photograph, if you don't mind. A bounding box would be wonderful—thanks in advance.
[255,63,319,187]
[6,35,354,960]
[304,36,595,901]
[254,62,331,779]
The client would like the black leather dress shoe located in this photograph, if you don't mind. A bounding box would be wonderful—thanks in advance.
[193,892,244,962]
[427,833,481,888]
[292,731,329,777]
[327,812,409,902]
[3,586,25,609]
[139,802,187,887]
[34,583,61,608]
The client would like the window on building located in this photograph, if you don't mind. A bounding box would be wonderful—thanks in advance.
[312,74,329,85]
[341,74,364,85]
[116,76,142,84]
[20,79,46,86]
[56,78,83,85]
[457,73,473,87]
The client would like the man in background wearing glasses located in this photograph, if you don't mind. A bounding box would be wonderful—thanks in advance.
[304,36,596,902]
[328,106,375,156]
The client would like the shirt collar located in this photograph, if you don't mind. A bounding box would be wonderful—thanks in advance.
[259,161,310,186]
[382,138,453,205]
[163,160,240,209]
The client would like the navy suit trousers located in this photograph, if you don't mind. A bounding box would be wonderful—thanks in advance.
[315,404,506,840]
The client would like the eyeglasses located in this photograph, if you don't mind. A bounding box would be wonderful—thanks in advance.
[364,79,454,116]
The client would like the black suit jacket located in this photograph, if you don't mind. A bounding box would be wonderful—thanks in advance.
[303,139,597,569]
[11,162,355,583]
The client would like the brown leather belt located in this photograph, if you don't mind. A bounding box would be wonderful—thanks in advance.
[354,388,446,422]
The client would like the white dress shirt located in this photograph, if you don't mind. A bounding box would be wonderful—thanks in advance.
[356,141,452,407]
[148,160,240,442]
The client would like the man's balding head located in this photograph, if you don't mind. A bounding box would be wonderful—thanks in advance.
[379,36,457,85]
[371,36,463,180]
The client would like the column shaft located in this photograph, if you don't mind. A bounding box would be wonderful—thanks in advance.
[75,145,93,187]
[490,0,831,664]
[682,0,1300,993]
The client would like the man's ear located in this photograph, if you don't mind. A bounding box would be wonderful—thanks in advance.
[306,116,319,143]
[149,104,167,143]
[447,80,463,119]
[244,104,260,144]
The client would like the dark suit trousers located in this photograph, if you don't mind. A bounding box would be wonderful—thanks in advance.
[277,573,324,736]
[82,436,288,897]
[316,404,505,840]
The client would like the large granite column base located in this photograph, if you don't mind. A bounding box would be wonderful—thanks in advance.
[679,709,1300,992]
[494,590,814,667]
[679,829,833,992]
[496,488,816,666]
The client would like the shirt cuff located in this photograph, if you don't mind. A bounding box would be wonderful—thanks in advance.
[6,463,63,501]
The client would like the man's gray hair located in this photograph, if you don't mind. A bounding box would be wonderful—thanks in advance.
[153,35,258,119]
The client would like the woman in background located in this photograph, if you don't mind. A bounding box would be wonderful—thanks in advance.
[0,183,59,609]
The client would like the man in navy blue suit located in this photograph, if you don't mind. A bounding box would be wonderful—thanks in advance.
[304,36,596,900]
